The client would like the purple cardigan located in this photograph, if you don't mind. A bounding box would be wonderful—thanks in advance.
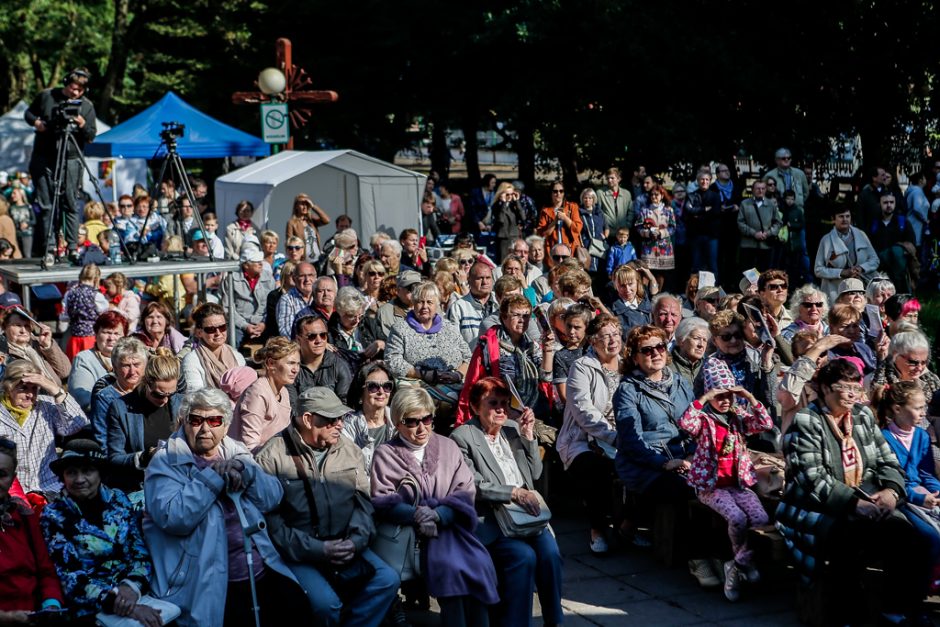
[371,434,498,604]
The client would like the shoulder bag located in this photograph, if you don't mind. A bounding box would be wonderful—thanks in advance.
[494,489,552,538]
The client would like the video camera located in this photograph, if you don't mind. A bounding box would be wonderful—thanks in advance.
[159,121,185,143]
[51,99,83,132]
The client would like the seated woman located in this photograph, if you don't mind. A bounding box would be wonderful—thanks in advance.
[41,440,161,626]
[499,255,537,304]
[827,303,881,383]
[457,294,553,425]
[328,286,384,370]
[371,387,499,626]
[879,380,940,593]
[90,337,148,448]
[105,347,181,491]
[181,302,246,392]
[69,311,129,414]
[2,307,70,383]
[343,361,397,472]
[777,359,930,626]
[669,316,710,386]
[776,331,849,434]
[556,313,623,554]
[0,360,87,497]
[144,388,310,627]
[451,377,563,627]
[0,437,64,618]
[132,300,185,353]
[871,329,940,412]
[780,284,829,343]
[883,293,920,328]
[229,337,299,453]
[615,325,713,585]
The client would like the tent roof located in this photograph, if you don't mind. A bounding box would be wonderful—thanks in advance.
[216,149,423,186]
[85,92,269,159]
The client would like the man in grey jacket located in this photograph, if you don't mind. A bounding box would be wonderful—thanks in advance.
[222,248,275,346]
[256,387,399,627]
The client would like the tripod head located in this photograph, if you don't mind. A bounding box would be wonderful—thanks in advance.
[159,122,185,151]
[51,99,84,134]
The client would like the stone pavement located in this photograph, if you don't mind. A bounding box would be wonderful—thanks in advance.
[404,507,940,626]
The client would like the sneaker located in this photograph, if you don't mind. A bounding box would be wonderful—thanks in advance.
[631,532,653,548]
[42,253,55,269]
[689,559,721,587]
[590,534,609,554]
[723,561,740,602]
[710,558,726,583]
[739,562,760,584]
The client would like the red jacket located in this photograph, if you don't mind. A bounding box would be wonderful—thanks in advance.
[0,502,64,611]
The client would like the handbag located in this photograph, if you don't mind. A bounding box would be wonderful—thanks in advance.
[588,237,608,259]
[748,451,785,498]
[372,475,422,581]
[96,595,181,627]
[494,489,552,538]
[574,246,592,270]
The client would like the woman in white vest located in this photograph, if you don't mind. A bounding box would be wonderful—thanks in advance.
[814,205,880,303]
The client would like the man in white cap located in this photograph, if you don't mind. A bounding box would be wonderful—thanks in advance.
[223,247,275,346]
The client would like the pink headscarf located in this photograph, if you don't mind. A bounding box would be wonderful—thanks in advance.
[219,366,259,407]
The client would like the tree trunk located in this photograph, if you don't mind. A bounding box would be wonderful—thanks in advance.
[462,113,480,186]
[429,120,450,179]
[515,118,535,192]
[99,0,131,121]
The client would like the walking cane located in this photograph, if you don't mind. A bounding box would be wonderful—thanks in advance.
[230,490,265,627]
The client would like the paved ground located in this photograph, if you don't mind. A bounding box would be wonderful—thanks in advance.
[403,507,940,626]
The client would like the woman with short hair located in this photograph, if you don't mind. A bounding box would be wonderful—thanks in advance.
[1,307,70,383]
[69,310,129,413]
[329,286,384,365]
[343,361,397,472]
[781,284,829,343]
[670,316,710,385]
[133,300,185,352]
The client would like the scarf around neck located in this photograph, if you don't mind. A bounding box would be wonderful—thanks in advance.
[406,311,443,335]
[887,422,915,451]
[824,407,863,487]
[1,394,30,427]
[195,343,239,389]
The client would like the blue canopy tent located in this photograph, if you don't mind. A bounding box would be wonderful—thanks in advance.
[85,91,269,159]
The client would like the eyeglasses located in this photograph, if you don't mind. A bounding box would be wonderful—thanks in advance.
[765,283,788,291]
[637,342,667,356]
[286,245,304,251]
[400,414,434,428]
[119,203,133,209]
[506,312,530,320]
[717,331,744,342]
[188,414,224,428]
[552,254,569,262]
[150,388,177,399]
[201,324,227,335]
[512,249,528,255]
[594,332,620,343]
[367,271,385,277]
[366,381,394,393]
[830,383,863,395]
[780,155,792,160]
[800,302,823,309]
[901,355,928,367]
[313,413,347,426]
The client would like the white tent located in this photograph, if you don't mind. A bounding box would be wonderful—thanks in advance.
[214,149,426,245]
[0,101,148,203]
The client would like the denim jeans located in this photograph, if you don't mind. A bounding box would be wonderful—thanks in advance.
[487,530,564,627]
[689,234,719,281]
[287,548,400,627]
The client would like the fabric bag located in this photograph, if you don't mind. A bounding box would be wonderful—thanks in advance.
[574,246,592,270]
[96,596,181,627]
[372,475,422,581]
[748,451,785,498]
[494,489,552,538]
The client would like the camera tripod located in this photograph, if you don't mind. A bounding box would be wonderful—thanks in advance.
[141,126,214,261]
[42,122,132,269]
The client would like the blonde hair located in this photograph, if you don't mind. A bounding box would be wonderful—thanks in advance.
[79,263,101,285]
[390,387,435,425]
[257,336,300,365]
[1,360,41,398]
[104,272,128,293]
[435,257,458,274]
[612,265,645,300]
[143,347,180,387]
[83,201,105,221]
[260,230,279,246]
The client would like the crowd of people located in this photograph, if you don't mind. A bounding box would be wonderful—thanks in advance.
[0,144,937,627]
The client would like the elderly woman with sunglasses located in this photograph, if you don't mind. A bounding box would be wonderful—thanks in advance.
[181,302,246,393]
[371,387,499,626]
[777,359,931,626]
[342,362,397,473]
[144,388,310,627]
[780,284,829,344]
[105,347,181,492]
[0,359,87,497]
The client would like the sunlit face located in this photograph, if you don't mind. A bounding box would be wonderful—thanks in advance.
[144,310,168,338]
[3,313,32,346]
[606,173,621,187]
[502,260,523,278]
[903,309,920,325]
[582,193,596,208]
[294,264,316,298]
[9,379,38,410]
[511,243,529,260]
[565,317,587,346]
[403,233,420,254]
[832,318,862,342]
[116,356,144,390]
[501,307,530,338]
[203,218,218,234]
[680,330,709,361]
[299,320,329,359]
[95,325,125,355]
[305,413,344,448]
[63,465,101,501]
[134,199,149,218]
[893,391,927,428]
[473,391,511,433]
[196,314,227,351]
[760,279,788,308]
[615,277,637,303]
[184,406,228,457]
[286,241,305,262]
[363,266,385,292]
[633,336,668,375]
[697,174,711,190]
[713,324,745,356]
[268,351,301,386]
[396,410,433,446]
[314,280,336,309]
[380,245,400,270]
[799,295,824,324]
[529,245,544,264]
[654,301,680,337]
[895,348,929,381]
[469,266,493,299]
[145,379,177,408]
[869,287,895,308]
[243,261,263,278]
[413,295,439,325]
[591,324,622,358]
[262,239,278,255]
[837,291,865,312]
[363,370,392,410]
[822,379,862,414]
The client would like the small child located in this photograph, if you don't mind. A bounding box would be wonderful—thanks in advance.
[782,190,811,284]
[678,358,773,602]
[553,303,592,405]
[82,202,109,248]
[606,227,637,278]
[103,271,141,331]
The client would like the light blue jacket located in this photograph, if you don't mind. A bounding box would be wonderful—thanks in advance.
[143,431,297,627]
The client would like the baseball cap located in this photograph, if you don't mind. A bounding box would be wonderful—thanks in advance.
[396,270,422,289]
[837,278,865,296]
[240,248,263,263]
[191,229,206,242]
[297,387,353,419]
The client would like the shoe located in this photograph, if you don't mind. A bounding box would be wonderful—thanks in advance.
[590,534,609,554]
[689,559,721,587]
[710,558,726,583]
[42,253,55,269]
[739,562,760,584]
[68,250,82,266]
[384,596,411,627]
[723,561,740,602]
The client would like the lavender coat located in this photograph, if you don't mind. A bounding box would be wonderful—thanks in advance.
[371,434,499,604]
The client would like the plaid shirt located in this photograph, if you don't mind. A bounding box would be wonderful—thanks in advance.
[276,287,314,338]
[0,394,88,494]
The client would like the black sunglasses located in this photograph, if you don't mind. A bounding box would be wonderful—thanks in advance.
[366,381,394,393]
[286,245,304,251]
[201,324,227,335]
[717,331,744,342]
[637,343,667,356]
[400,414,434,428]
[552,254,569,262]
[800,301,823,309]
[150,388,176,400]
[306,331,329,341]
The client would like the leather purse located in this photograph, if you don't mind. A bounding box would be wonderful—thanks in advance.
[494,490,552,538]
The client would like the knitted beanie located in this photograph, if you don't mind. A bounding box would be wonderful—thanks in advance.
[701,357,736,393]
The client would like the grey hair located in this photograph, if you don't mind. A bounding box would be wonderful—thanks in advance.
[390,387,434,425]
[652,292,681,313]
[315,275,337,290]
[787,284,829,320]
[334,229,358,249]
[674,316,710,343]
[335,286,367,316]
[866,276,895,302]
[179,388,233,426]
[411,281,441,304]
[111,337,149,367]
[890,330,930,358]
[382,239,402,256]
[547,297,574,322]
[525,234,545,248]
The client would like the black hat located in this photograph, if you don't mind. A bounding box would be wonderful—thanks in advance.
[49,439,109,477]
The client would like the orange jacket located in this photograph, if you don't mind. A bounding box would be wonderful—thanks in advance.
[536,201,582,259]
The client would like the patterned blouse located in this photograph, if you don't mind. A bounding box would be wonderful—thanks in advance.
[634,203,676,270]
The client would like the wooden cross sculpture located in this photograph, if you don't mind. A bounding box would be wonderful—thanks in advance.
[232,37,338,149]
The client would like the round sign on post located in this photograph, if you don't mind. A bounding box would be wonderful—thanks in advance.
[260,102,290,144]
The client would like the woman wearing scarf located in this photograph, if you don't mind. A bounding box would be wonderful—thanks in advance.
[778,359,931,626]
[456,294,553,426]
[781,285,829,343]
[224,200,261,260]
[384,282,471,426]
[1,308,70,383]
[371,388,498,627]
[181,302,246,393]
[133,301,186,353]
[68,311,128,414]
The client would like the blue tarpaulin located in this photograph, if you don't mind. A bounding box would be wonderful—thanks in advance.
[85,92,269,159]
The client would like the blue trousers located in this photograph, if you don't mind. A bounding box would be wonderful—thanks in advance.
[287,548,400,627]
[487,530,564,627]
[689,234,719,282]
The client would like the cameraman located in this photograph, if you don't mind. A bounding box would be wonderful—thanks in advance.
[24,67,97,262]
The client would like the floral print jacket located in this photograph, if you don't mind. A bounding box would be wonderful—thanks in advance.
[678,399,773,492]
[40,486,151,617]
